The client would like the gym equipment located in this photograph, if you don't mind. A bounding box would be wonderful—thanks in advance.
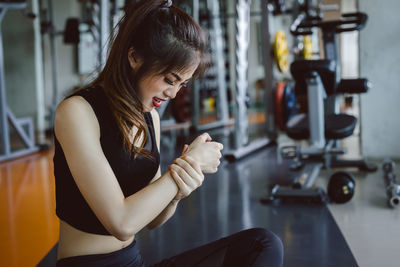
[274,82,297,131]
[327,171,355,203]
[302,35,313,59]
[31,0,46,146]
[224,0,271,161]
[0,1,40,161]
[98,0,110,68]
[191,0,232,131]
[273,30,289,72]
[269,0,287,15]
[63,18,80,44]
[382,159,400,208]
[274,82,286,130]
[282,83,296,129]
[40,0,117,127]
[267,5,376,204]
[40,0,60,127]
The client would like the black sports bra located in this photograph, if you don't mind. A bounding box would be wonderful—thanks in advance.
[53,86,160,235]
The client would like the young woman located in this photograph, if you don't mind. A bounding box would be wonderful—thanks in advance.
[53,0,283,266]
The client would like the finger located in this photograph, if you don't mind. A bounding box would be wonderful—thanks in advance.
[170,169,188,191]
[205,165,219,174]
[193,132,211,145]
[177,157,204,186]
[213,150,222,159]
[203,168,214,174]
[175,158,195,174]
[203,132,212,142]
[180,156,202,175]
[211,142,223,150]
[170,164,198,188]
[170,170,190,197]
[181,144,189,155]
[216,159,221,167]
[174,159,202,186]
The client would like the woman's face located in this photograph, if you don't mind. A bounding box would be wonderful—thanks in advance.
[137,64,198,112]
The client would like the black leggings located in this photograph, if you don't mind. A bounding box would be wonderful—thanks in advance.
[56,228,284,267]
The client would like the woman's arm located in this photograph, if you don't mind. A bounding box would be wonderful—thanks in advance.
[146,197,180,230]
[55,97,181,241]
[146,155,206,229]
[146,110,180,229]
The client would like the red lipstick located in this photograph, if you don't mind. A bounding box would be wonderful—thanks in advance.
[152,97,165,107]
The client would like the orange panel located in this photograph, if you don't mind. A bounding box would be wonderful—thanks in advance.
[0,149,59,267]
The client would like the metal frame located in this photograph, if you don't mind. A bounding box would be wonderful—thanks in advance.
[260,0,278,141]
[191,0,233,131]
[224,0,271,161]
[46,0,59,126]
[306,73,326,149]
[32,0,46,145]
[99,0,110,69]
[0,2,40,162]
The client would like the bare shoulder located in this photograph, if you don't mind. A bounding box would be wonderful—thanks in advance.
[55,96,96,123]
[54,96,100,143]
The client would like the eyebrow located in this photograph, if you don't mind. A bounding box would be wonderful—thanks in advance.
[171,72,191,82]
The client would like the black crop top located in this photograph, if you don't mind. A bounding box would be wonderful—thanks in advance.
[54,86,160,235]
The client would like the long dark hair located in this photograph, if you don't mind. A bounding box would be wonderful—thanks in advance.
[79,0,207,158]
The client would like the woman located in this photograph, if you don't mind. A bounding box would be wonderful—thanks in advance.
[54,0,283,266]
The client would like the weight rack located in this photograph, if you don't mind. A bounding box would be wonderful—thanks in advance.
[0,1,40,162]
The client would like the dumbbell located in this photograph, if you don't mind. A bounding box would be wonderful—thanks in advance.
[382,159,400,208]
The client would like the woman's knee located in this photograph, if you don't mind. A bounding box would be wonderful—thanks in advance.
[232,228,283,266]
[244,228,283,252]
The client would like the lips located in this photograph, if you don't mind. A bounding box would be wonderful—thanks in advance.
[152,97,166,107]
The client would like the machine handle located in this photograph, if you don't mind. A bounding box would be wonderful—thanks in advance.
[336,78,371,94]
[290,12,368,36]
[334,12,368,33]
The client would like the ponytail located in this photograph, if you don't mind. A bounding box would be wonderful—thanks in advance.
[81,0,207,159]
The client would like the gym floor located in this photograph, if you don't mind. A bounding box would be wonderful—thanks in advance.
[1,122,399,267]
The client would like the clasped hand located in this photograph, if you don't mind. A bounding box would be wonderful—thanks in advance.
[169,133,223,201]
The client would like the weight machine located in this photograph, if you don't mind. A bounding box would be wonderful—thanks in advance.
[40,0,120,127]
[0,1,40,162]
[267,3,377,204]
[224,0,273,161]
[190,0,233,131]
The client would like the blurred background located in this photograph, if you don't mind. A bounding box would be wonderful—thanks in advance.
[0,0,399,266]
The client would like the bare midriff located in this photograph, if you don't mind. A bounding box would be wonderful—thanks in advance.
[57,220,135,260]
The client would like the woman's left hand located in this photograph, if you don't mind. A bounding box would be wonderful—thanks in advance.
[169,155,204,201]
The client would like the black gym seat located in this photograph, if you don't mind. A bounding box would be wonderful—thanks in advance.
[286,113,357,140]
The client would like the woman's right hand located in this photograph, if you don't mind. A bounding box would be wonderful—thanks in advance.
[183,133,223,173]
[169,156,204,201]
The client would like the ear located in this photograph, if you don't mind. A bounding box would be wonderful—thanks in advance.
[128,47,141,70]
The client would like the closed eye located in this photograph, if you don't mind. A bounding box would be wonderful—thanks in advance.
[164,77,173,85]
[165,75,191,88]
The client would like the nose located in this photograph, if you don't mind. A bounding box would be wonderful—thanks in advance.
[164,85,180,99]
